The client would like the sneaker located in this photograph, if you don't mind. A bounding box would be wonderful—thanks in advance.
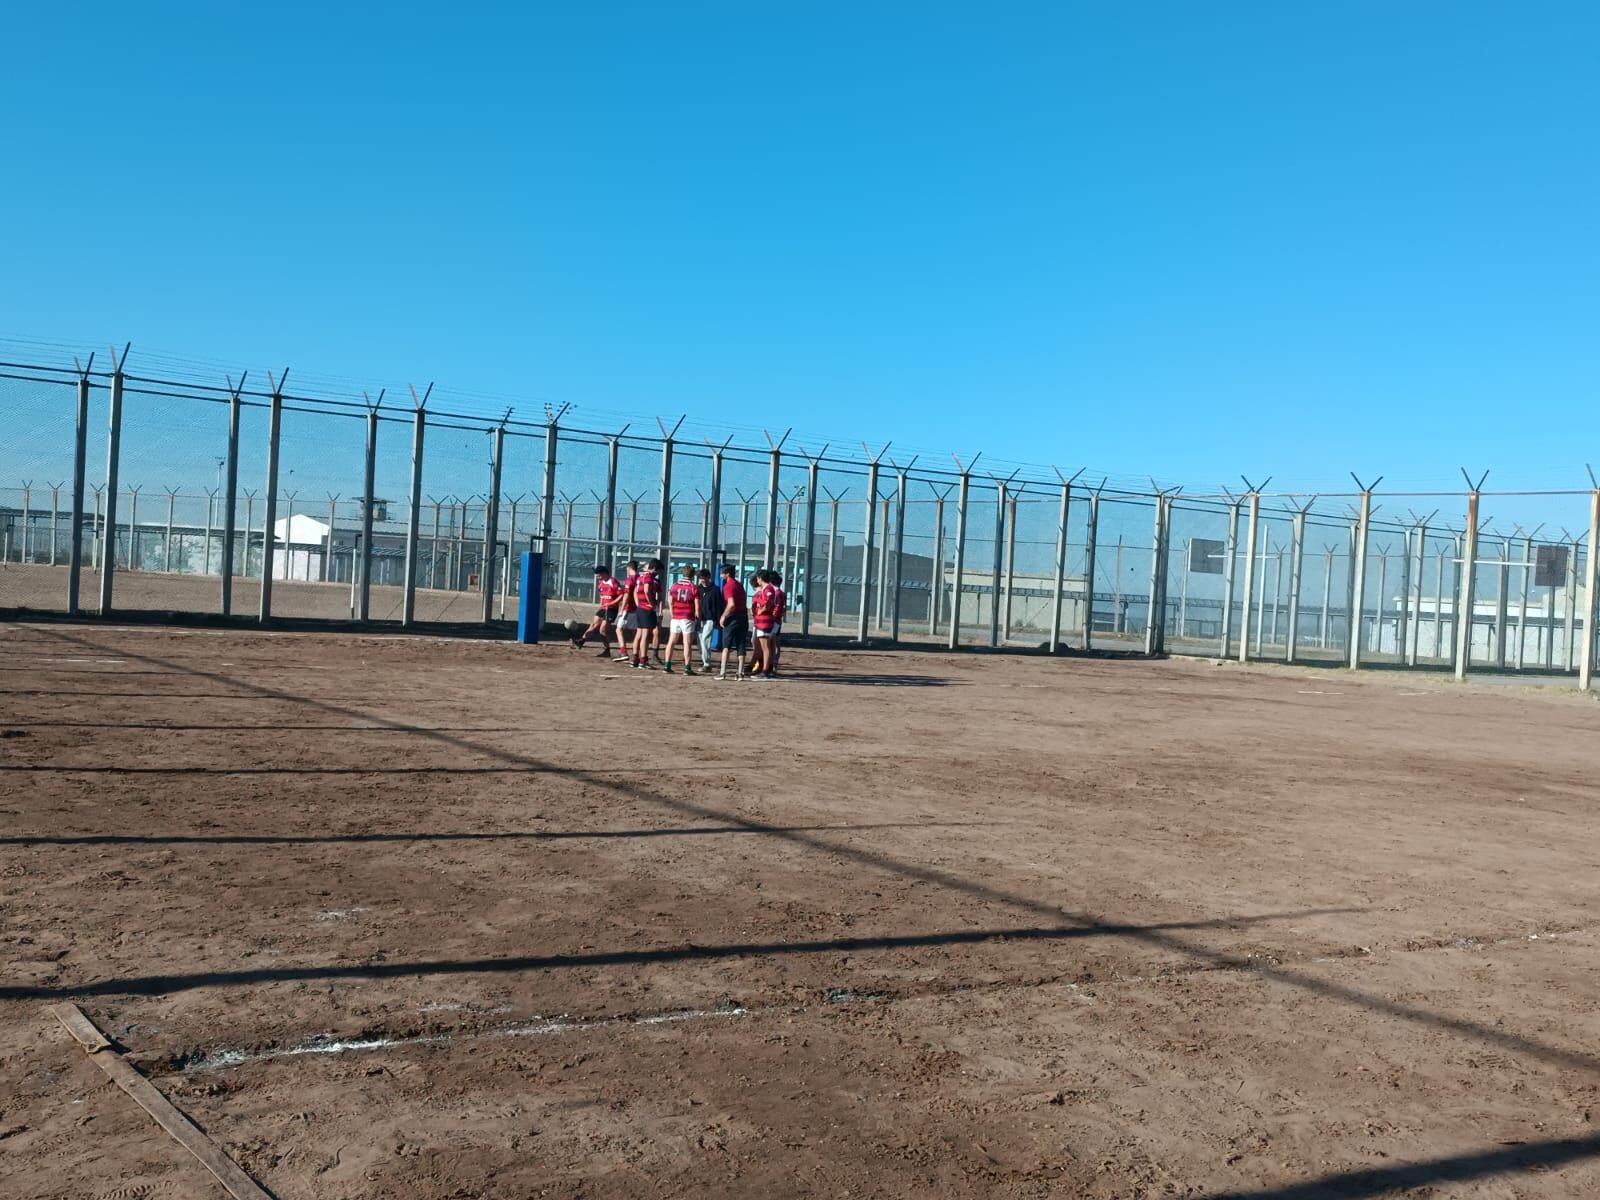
[684,666,696,677]
[597,648,611,659]
[663,662,675,674]
[714,672,727,681]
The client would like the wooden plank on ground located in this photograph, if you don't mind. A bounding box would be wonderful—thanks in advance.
[49,1003,273,1200]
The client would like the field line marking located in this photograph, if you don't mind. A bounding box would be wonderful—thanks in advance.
[48,1003,274,1200]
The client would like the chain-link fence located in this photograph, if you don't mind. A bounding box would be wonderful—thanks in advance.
[3,352,1598,687]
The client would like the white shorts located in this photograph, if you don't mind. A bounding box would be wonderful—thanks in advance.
[755,628,778,638]
[670,618,699,636]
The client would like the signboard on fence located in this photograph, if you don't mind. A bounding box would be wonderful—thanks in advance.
[1188,538,1226,575]
[1535,544,1569,588]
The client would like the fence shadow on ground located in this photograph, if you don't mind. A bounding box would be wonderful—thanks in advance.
[1203,1132,1600,1199]
[0,821,989,848]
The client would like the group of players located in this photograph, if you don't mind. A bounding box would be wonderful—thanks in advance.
[571,559,788,679]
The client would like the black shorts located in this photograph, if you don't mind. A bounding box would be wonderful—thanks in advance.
[633,610,658,631]
[721,615,749,652]
[597,604,620,622]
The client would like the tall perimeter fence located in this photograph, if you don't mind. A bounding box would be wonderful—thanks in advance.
[3,347,1599,689]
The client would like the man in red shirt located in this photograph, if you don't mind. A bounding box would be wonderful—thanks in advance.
[627,559,662,668]
[613,561,639,659]
[661,563,701,675]
[768,570,789,675]
[574,565,626,656]
[715,563,749,681]
[750,570,781,680]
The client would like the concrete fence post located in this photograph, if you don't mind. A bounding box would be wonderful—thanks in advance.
[98,349,128,614]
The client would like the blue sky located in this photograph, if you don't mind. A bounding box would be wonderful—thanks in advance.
[3,2,1597,511]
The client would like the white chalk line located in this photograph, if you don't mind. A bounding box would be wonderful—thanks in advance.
[183,1004,748,1073]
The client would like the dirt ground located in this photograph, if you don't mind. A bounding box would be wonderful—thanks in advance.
[3,621,1600,1199]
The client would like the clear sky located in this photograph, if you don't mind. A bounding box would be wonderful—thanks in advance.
[3,2,1597,508]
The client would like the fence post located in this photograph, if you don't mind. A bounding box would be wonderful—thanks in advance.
[1082,485,1100,650]
[401,387,430,626]
[539,404,568,627]
[127,487,142,572]
[823,492,838,628]
[764,429,789,567]
[355,400,379,619]
[1346,475,1378,669]
[604,428,626,564]
[481,422,503,624]
[1144,496,1166,654]
[19,480,31,564]
[1565,533,1579,671]
[258,370,287,623]
[1002,484,1022,642]
[858,449,885,644]
[1580,487,1600,690]
[890,461,911,642]
[1515,531,1538,671]
[67,357,92,615]
[98,345,129,614]
[876,494,892,633]
[1286,504,1309,663]
[1454,476,1484,680]
[1238,479,1267,664]
[657,416,684,564]
[49,483,61,567]
[218,375,242,615]
[92,486,103,571]
[1048,469,1079,654]
[323,495,338,584]
[947,463,972,649]
[161,489,175,573]
[1219,497,1240,657]
[802,451,822,637]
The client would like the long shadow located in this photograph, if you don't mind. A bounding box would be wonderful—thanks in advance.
[26,627,1600,1081]
[771,671,951,687]
[0,764,749,777]
[1203,1132,1600,1198]
[0,821,987,848]
[0,690,312,700]
[0,722,542,732]
[0,910,1348,1002]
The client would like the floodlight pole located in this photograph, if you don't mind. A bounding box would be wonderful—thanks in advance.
[67,354,94,615]
[1454,473,1486,680]
[401,385,431,627]
[1346,475,1379,669]
[947,463,972,650]
[1581,482,1600,691]
[258,369,288,623]
[98,344,130,615]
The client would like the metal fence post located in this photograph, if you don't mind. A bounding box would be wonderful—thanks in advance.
[929,487,948,636]
[162,488,176,572]
[401,387,430,626]
[539,404,567,626]
[67,359,92,615]
[1144,494,1169,654]
[1286,504,1309,663]
[823,492,838,628]
[1347,475,1378,669]
[890,463,910,641]
[657,416,684,564]
[98,345,129,614]
[1219,498,1240,657]
[1238,481,1265,664]
[1580,487,1600,691]
[481,423,503,624]
[258,370,287,623]
[1048,469,1079,654]
[1492,533,1511,667]
[1454,477,1484,680]
[764,430,789,567]
[1515,531,1538,671]
[948,466,971,649]
[219,386,240,610]
[1002,486,1021,642]
[604,428,625,563]
[858,451,884,644]
[1565,534,1579,671]
[49,483,61,567]
[357,402,379,620]
[323,495,337,583]
[802,453,821,636]
[1081,485,1101,650]
[876,494,892,632]
[989,475,1009,647]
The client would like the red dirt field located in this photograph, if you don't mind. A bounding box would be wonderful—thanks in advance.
[3,619,1600,1199]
